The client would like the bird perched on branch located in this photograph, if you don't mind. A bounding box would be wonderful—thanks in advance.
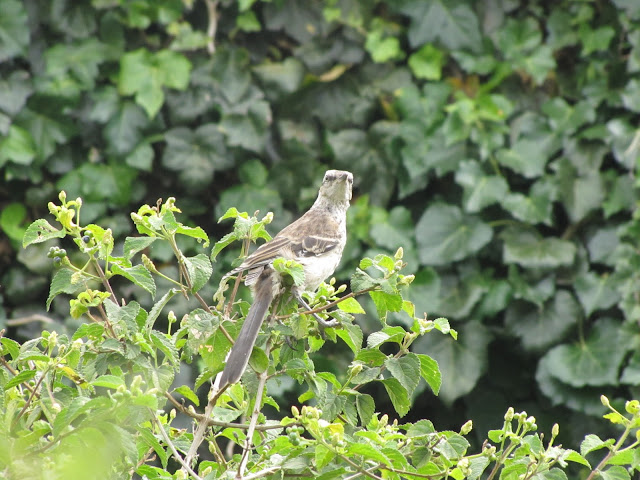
[217,170,353,390]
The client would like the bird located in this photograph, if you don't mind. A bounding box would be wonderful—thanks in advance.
[217,170,353,390]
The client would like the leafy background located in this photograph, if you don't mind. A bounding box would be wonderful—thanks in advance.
[2,0,640,450]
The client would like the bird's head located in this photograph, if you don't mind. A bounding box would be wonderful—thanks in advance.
[318,170,353,205]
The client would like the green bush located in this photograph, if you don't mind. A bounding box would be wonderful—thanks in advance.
[3,0,640,477]
[4,194,637,479]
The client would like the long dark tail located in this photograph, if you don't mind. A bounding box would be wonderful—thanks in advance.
[218,270,274,389]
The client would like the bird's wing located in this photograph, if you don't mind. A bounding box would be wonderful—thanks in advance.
[292,234,340,257]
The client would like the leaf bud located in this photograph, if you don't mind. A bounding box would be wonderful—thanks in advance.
[460,420,473,435]
[625,400,640,414]
[504,407,514,422]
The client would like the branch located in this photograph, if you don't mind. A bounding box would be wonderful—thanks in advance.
[276,286,377,320]
[6,314,54,326]
[164,392,286,431]
[152,413,203,480]
[237,337,272,478]
[205,0,219,54]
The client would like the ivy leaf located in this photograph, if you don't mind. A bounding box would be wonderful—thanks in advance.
[0,71,32,116]
[543,319,631,388]
[0,0,29,62]
[408,44,445,80]
[413,321,490,405]
[0,125,36,165]
[118,48,192,118]
[162,124,231,192]
[505,291,581,352]
[104,101,149,156]
[385,354,421,395]
[574,272,621,317]
[502,227,576,268]
[400,1,482,52]
[503,179,555,225]
[415,204,493,266]
[454,161,509,213]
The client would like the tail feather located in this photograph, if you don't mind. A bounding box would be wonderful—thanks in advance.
[218,270,274,389]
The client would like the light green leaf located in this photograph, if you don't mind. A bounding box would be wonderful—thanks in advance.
[46,268,87,310]
[335,322,363,354]
[91,375,125,389]
[408,43,444,80]
[580,434,615,457]
[5,369,37,390]
[337,296,365,314]
[369,290,403,320]
[417,353,441,395]
[385,354,421,395]
[183,254,212,293]
[111,263,156,298]
[118,49,192,118]
[145,288,179,331]
[347,442,392,467]
[174,385,199,406]
[381,378,411,417]
[598,466,631,480]
[123,236,157,260]
[356,394,375,426]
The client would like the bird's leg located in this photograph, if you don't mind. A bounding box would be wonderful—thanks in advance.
[293,289,340,328]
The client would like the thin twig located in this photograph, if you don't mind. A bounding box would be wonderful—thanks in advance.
[152,412,203,480]
[164,392,285,431]
[92,258,118,305]
[6,314,55,326]
[205,0,219,54]
[237,337,272,478]
[276,286,377,319]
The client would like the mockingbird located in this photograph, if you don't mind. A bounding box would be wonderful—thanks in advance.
[217,170,353,390]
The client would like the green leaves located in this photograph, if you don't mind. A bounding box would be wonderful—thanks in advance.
[542,319,631,388]
[0,0,29,62]
[502,228,576,268]
[118,49,192,118]
[415,204,492,265]
[401,1,482,52]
